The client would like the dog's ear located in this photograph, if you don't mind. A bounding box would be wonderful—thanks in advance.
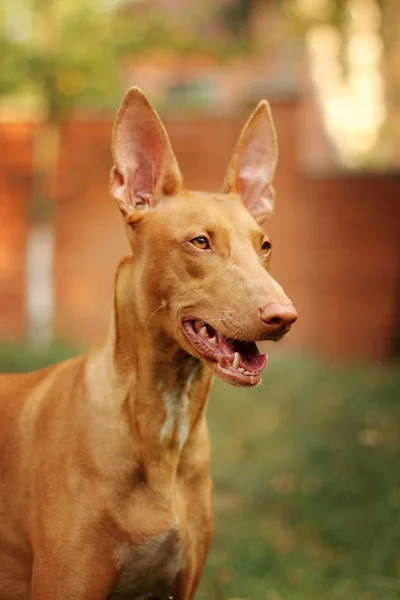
[110,87,183,223]
[224,100,278,226]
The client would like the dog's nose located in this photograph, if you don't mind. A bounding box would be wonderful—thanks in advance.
[260,302,298,334]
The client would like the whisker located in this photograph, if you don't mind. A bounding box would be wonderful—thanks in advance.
[147,304,164,325]
[204,309,235,313]
[197,317,230,324]
[230,328,242,340]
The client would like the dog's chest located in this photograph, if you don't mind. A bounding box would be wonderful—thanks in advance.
[109,528,183,600]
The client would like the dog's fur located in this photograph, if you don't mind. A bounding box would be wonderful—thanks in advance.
[0,88,297,599]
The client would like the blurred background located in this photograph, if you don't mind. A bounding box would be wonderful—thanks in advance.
[1,0,400,598]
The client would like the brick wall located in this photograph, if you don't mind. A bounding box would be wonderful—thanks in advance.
[1,102,400,361]
[300,175,400,360]
[0,123,32,338]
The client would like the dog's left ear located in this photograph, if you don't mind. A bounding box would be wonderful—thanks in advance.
[224,100,278,226]
[110,87,183,223]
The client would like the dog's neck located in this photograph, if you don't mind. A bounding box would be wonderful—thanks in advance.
[85,258,212,489]
[111,256,209,398]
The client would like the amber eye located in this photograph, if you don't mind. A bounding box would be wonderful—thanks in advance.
[190,236,210,250]
[261,239,272,256]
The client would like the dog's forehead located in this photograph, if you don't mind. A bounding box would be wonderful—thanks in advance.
[158,191,261,235]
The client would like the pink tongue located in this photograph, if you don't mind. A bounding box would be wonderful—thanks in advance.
[239,350,266,371]
[216,334,265,371]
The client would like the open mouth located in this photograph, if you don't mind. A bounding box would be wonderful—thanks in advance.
[181,319,267,386]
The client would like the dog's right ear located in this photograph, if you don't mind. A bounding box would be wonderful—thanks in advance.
[110,87,183,223]
[223,100,278,227]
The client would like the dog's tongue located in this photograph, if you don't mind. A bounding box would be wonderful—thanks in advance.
[189,320,266,373]
[216,333,265,371]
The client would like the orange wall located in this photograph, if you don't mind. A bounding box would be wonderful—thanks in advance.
[1,101,400,361]
[0,123,32,339]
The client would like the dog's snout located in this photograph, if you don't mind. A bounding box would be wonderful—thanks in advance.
[260,302,298,335]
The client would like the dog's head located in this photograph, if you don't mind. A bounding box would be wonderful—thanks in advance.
[110,88,297,386]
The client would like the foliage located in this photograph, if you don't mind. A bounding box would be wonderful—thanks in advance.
[1,343,399,599]
[0,0,254,117]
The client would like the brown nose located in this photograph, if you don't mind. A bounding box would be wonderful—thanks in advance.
[260,302,298,335]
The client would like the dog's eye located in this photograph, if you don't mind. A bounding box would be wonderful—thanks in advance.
[190,236,210,250]
[261,239,272,256]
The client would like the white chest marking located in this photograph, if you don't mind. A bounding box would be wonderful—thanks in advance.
[160,372,194,450]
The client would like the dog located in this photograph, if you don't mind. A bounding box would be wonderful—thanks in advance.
[0,88,297,599]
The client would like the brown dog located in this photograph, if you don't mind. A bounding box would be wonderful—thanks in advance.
[0,88,297,599]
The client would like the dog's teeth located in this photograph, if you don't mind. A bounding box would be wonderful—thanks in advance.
[238,367,245,374]
[199,326,208,336]
[232,353,239,369]
[209,336,217,345]
[244,370,251,375]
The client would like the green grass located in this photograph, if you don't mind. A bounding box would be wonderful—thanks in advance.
[201,357,400,600]
[0,339,83,373]
[1,342,399,599]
